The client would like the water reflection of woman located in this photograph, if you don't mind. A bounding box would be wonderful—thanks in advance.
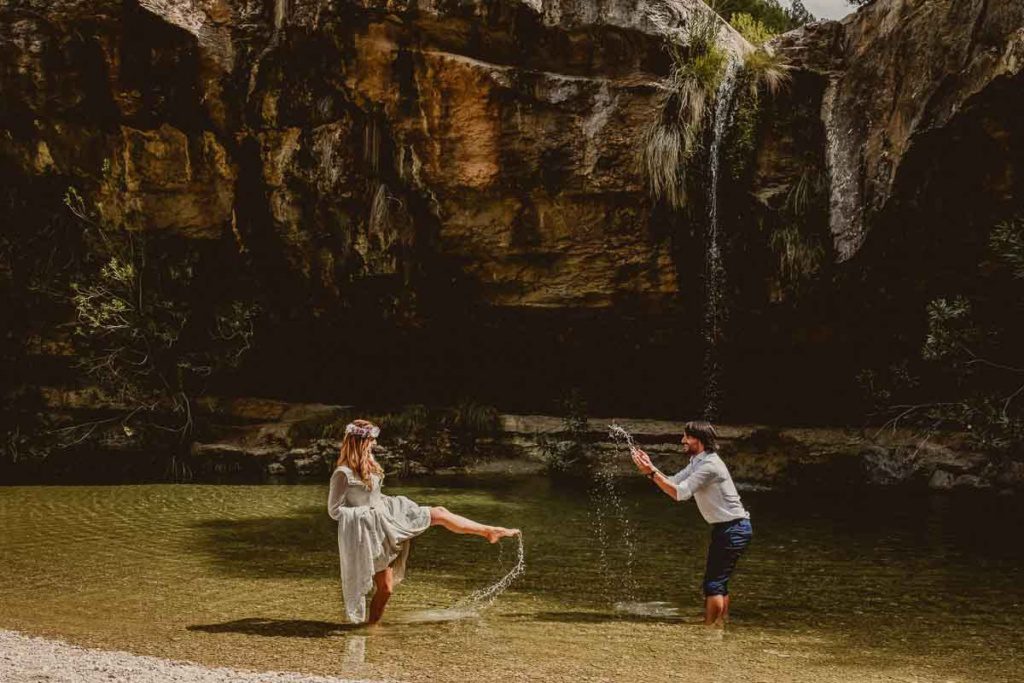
[327,419,519,624]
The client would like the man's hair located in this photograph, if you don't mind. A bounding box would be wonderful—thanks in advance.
[684,420,718,452]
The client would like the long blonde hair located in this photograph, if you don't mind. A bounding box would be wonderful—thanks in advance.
[336,419,384,487]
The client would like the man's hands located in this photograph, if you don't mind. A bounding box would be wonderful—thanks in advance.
[633,447,678,500]
[631,447,655,475]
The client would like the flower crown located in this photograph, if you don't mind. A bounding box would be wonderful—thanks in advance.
[345,423,380,439]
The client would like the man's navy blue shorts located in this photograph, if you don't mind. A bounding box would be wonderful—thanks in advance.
[703,517,752,596]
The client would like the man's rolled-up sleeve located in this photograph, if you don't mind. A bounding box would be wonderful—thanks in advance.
[673,465,716,502]
[668,463,693,486]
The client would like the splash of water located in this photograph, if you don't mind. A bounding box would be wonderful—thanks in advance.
[453,532,526,610]
[581,424,643,602]
[613,600,682,619]
[608,424,687,619]
[608,423,638,452]
[702,58,742,420]
[399,534,525,623]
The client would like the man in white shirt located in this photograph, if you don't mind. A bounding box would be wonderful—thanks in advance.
[631,420,752,627]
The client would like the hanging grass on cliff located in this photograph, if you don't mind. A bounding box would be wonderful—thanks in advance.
[639,6,728,209]
[730,12,792,98]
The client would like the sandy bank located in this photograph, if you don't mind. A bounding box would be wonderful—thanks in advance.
[0,630,380,683]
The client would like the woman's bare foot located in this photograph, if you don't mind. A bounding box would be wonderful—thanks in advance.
[483,526,520,543]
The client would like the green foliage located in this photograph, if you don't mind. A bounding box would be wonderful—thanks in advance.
[769,223,825,282]
[717,11,791,188]
[686,3,726,57]
[639,7,728,209]
[325,401,502,473]
[989,218,1024,280]
[731,12,793,100]
[720,76,772,188]
[725,89,760,181]
[742,48,792,98]
[922,297,976,362]
[10,186,261,478]
[447,399,501,435]
[861,217,1024,459]
[65,225,258,440]
[763,169,828,285]
[731,12,775,46]
[720,0,812,33]
[1,179,87,468]
[855,361,919,412]
[787,0,816,25]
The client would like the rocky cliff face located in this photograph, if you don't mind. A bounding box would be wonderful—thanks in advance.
[2,0,750,308]
[1,0,1022,419]
[720,0,1024,420]
[777,0,1024,261]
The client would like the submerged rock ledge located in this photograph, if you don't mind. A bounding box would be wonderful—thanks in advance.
[0,630,376,683]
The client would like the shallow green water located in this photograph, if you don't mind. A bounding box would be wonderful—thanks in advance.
[1,476,1022,682]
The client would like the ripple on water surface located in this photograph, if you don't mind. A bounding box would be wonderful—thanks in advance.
[1,477,1023,682]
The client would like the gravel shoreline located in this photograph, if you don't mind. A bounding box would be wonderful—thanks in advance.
[0,630,378,683]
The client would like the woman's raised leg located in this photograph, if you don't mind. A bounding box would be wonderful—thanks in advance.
[367,567,394,625]
[429,506,519,543]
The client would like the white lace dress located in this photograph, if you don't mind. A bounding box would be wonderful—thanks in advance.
[327,465,432,622]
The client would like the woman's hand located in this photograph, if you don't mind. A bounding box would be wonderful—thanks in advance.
[631,448,654,475]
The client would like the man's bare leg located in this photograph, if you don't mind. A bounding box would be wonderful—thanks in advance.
[722,595,731,624]
[430,506,519,543]
[367,568,394,625]
[704,595,726,627]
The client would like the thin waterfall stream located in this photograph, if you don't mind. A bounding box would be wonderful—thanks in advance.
[702,58,742,420]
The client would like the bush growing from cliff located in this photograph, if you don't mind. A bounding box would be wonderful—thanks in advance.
[731,12,776,45]
[639,7,728,208]
[639,3,796,211]
[0,181,123,472]
[720,0,813,32]
[767,169,828,283]
[6,185,260,479]
[730,13,792,98]
[861,217,1024,459]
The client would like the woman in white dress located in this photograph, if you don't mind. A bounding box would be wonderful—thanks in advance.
[328,419,519,624]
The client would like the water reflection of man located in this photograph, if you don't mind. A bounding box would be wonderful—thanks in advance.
[631,420,752,627]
